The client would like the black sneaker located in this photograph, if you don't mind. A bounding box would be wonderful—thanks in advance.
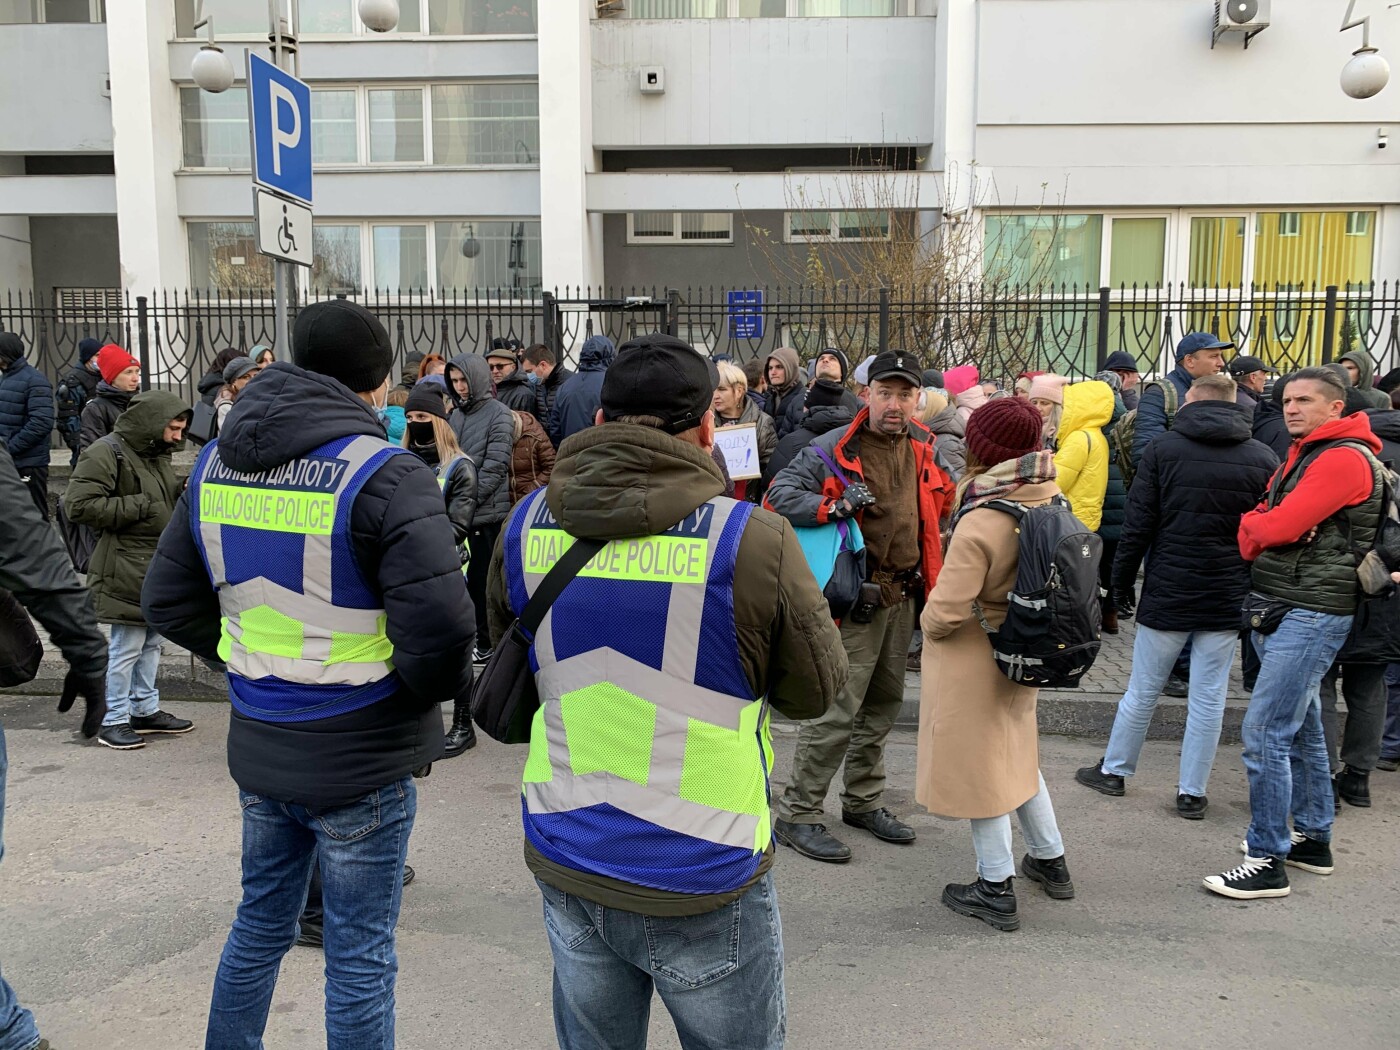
[1162,674,1189,698]
[773,819,852,863]
[1335,767,1371,808]
[1075,761,1125,797]
[402,864,415,888]
[1377,755,1400,773]
[295,921,323,949]
[942,877,1020,931]
[129,711,194,734]
[841,807,916,844]
[1176,793,1208,820]
[1203,855,1290,899]
[97,723,145,750]
[472,646,494,665]
[1020,854,1075,899]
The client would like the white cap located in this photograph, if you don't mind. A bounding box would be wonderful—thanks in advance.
[853,354,877,386]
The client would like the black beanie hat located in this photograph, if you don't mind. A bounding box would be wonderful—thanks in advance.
[602,333,712,434]
[78,337,102,364]
[805,378,847,411]
[292,300,393,393]
[405,380,449,421]
[816,347,850,382]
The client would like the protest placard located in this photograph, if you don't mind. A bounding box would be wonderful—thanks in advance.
[714,422,761,480]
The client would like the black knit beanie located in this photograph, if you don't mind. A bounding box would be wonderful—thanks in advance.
[405,381,449,421]
[292,300,393,393]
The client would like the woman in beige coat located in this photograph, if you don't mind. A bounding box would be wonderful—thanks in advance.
[917,397,1075,932]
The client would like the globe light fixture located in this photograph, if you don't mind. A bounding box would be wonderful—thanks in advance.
[1341,46,1391,99]
[358,0,400,33]
[191,44,234,94]
[461,225,482,259]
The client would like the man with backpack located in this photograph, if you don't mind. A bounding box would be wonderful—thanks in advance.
[766,350,955,863]
[1128,332,1232,471]
[1077,374,1278,819]
[55,338,102,465]
[1203,367,1389,900]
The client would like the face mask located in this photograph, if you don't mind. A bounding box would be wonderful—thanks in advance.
[526,371,540,386]
[407,420,436,447]
[371,386,390,429]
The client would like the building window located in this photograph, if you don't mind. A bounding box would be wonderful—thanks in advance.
[311,89,359,165]
[624,0,899,15]
[1346,211,1371,237]
[430,84,540,165]
[627,212,734,245]
[785,210,890,243]
[1277,212,1301,238]
[1107,217,1166,287]
[428,0,537,34]
[177,0,540,36]
[180,87,251,169]
[0,0,104,24]
[792,0,899,13]
[372,225,430,291]
[188,221,274,292]
[983,213,1102,287]
[1253,211,1375,289]
[435,220,542,292]
[367,89,426,164]
[310,225,362,294]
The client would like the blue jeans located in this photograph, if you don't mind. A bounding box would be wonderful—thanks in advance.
[103,623,162,727]
[968,771,1064,883]
[539,872,785,1050]
[1380,663,1400,761]
[1242,609,1353,859]
[0,726,43,1050]
[205,777,417,1050]
[1102,625,1236,796]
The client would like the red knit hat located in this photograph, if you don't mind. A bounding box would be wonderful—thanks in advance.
[964,397,1044,467]
[95,344,140,385]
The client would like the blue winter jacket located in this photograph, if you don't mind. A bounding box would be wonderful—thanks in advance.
[0,338,55,471]
[1129,363,1192,470]
[547,335,615,447]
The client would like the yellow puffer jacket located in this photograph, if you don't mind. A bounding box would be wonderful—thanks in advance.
[1053,380,1114,532]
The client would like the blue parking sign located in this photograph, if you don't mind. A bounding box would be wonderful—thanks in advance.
[246,51,312,205]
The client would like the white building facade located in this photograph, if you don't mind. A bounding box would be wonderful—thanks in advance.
[0,1,1396,325]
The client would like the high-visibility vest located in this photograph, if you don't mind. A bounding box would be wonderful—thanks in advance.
[504,487,773,897]
[188,434,408,722]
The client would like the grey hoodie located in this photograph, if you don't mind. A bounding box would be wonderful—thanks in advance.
[446,352,516,526]
[1340,350,1391,410]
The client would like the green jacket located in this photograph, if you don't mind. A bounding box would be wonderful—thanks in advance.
[66,390,191,625]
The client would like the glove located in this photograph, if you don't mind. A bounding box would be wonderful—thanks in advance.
[58,668,107,738]
[1114,583,1137,619]
[828,482,876,521]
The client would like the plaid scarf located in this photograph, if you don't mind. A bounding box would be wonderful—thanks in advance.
[956,450,1058,517]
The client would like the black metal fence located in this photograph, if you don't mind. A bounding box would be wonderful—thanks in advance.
[4,283,1397,407]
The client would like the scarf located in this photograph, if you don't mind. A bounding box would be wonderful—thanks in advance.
[955,450,1057,518]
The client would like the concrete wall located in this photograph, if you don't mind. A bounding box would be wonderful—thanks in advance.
[974,0,1400,209]
[0,24,111,153]
[28,215,119,294]
[591,16,939,149]
[602,210,816,292]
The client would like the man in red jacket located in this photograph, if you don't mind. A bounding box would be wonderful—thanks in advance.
[1204,367,1387,901]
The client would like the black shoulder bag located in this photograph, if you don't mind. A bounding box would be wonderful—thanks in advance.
[472,536,605,745]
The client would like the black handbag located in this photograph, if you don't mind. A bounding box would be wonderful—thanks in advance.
[1241,590,1290,636]
[472,536,604,745]
[0,588,42,688]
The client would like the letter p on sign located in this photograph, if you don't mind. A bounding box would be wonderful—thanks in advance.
[269,81,301,177]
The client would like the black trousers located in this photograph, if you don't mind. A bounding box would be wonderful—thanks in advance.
[466,522,502,652]
[1321,663,1389,773]
[19,464,48,521]
[1097,536,1118,616]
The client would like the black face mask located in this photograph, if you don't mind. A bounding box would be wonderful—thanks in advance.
[407,421,438,459]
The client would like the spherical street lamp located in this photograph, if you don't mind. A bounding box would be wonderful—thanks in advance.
[191,44,234,94]
[1341,46,1390,99]
[358,0,400,33]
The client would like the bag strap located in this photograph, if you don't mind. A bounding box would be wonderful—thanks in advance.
[810,441,853,489]
[519,536,606,636]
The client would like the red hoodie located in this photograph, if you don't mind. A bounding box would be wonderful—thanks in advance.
[1238,413,1383,562]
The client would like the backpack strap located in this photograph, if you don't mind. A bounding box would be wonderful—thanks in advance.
[810,441,854,489]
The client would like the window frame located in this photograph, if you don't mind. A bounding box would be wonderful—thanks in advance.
[622,0,913,17]
[625,212,735,246]
[172,0,538,39]
[782,209,893,244]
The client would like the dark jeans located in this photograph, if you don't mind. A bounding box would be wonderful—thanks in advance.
[1241,631,1260,689]
[17,466,46,523]
[205,777,417,1050]
[466,522,501,652]
[0,725,42,1050]
[1320,663,1389,773]
[1382,664,1400,761]
[1097,536,1118,616]
[539,872,785,1050]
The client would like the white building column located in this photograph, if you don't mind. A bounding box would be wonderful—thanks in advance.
[538,3,603,293]
[0,158,33,290]
[107,2,187,296]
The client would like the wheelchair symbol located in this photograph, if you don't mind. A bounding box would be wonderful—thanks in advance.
[277,204,298,255]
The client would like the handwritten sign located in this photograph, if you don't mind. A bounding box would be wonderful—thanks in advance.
[715,422,761,481]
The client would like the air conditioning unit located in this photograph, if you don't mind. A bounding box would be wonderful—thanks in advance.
[1212,0,1270,49]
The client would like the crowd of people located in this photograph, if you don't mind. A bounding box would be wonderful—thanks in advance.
[1,309,1399,1049]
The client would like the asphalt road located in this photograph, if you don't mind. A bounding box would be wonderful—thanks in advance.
[2,694,1398,1049]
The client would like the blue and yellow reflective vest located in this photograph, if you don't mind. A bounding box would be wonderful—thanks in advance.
[187,434,409,722]
[504,487,774,897]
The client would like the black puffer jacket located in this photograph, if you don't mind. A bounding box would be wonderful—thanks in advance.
[760,405,856,491]
[0,337,54,471]
[1362,408,1400,469]
[78,382,134,452]
[142,362,475,809]
[548,337,613,447]
[1113,399,1279,631]
[1252,387,1291,461]
[493,367,539,417]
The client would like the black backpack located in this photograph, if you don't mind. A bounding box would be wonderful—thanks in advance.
[963,496,1103,688]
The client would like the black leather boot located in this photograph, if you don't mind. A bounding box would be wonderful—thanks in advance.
[443,699,477,758]
[943,876,1020,931]
[1335,767,1371,808]
[773,819,852,863]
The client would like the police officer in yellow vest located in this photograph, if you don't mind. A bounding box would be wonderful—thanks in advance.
[143,300,475,1046]
[486,334,847,1050]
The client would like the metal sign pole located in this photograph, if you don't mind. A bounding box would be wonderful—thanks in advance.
[270,0,295,356]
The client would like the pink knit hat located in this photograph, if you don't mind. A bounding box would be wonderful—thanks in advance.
[942,364,981,397]
[1027,374,1070,404]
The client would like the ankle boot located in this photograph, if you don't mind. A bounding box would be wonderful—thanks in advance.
[942,876,1020,931]
[443,699,477,758]
[1335,766,1371,808]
